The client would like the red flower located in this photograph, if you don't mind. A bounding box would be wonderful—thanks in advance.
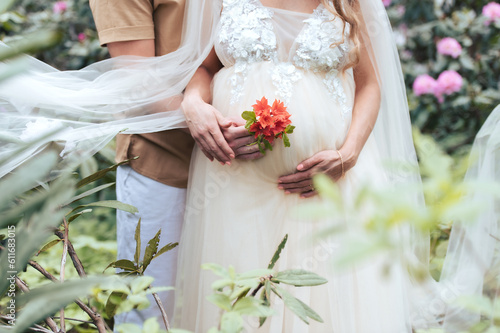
[242,97,295,154]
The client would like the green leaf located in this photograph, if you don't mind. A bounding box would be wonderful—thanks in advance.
[272,269,328,287]
[273,285,323,324]
[258,140,267,154]
[282,132,290,147]
[259,282,271,327]
[142,317,161,333]
[268,234,288,269]
[285,125,295,134]
[67,200,138,216]
[202,263,230,278]
[313,174,343,203]
[15,278,102,333]
[233,297,274,317]
[36,239,62,255]
[115,323,142,333]
[0,151,58,211]
[131,276,155,294]
[237,269,274,280]
[142,229,162,272]
[241,111,257,122]
[76,158,138,188]
[272,286,308,324]
[0,0,16,14]
[105,291,128,318]
[134,219,142,265]
[64,182,115,206]
[220,312,244,333]
[264,140,273,151]
[207,294,232,311]
[152,242,178,260]
[230,286,251,301]
[67,209,92,223]
[0,30,61,62]
[295,298,323,323]
[105,259,138,272]
[211,278,234,291]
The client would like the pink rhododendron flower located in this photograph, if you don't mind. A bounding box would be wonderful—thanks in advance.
[382,0,391,7]
[396,5,406,16]
[78,33,86,42]
[53,1,68,14]
[437,37,462,58]
[483,2,500,25]
[413,74,437,96]
[434,70,463,103]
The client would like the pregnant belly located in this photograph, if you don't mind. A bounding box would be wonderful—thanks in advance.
[212,62,353,181]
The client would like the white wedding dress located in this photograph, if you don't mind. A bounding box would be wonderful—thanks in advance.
[174,1,413,332]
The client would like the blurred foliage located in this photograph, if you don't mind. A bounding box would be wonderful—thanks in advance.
[302,127,500,332]
[203,235,327,333]
[1,0,500,331]
[386,0,500,153]
[0,0,108,70]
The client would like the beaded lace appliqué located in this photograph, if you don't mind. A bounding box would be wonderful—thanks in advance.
[219,0,277,104]
[218,0,352,117]
[271,63,302,103]
[293,6,352,119]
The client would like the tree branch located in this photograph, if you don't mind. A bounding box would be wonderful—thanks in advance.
[152,291,170,331]
[26,260,108,332]
[59,219,69,332]
[14,276,59,332]
[54,230,87,277]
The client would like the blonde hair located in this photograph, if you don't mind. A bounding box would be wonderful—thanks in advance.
[320,0,361,72]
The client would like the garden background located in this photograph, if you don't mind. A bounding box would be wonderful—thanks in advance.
[0,0,499,332]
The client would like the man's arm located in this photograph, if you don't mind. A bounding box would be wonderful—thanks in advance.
[107,40,155,57]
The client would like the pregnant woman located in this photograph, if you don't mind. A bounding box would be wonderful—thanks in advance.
[175,0,416,331]
[1,0,497,331]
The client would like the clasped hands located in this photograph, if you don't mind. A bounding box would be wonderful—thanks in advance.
[183,100,355,198]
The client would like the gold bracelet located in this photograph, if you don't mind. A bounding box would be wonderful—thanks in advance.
[336,150,345,179]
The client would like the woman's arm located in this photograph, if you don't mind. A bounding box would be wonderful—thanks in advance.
[181,47,264,163]
[181,47,235,164]
[277,32,381,197]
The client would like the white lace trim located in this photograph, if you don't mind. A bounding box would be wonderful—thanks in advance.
[219,0,352,114]
[219,0,277,104]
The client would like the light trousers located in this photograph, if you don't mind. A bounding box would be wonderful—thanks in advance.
[114,165,186,330]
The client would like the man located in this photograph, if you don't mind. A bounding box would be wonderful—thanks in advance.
[90,0,262,328]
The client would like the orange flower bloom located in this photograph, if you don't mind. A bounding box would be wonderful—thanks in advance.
[242,97,295,153]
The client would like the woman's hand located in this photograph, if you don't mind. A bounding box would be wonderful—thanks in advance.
[181,47,236,164]
[181,97,235,164]
[277,148,357,198]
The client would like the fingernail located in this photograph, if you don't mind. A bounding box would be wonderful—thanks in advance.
[278,186,283,190]
[285,191,290,194]
[226,161,231,166]
[297,164,303,170]
[230,154,235,159]
[220,162,225,166]
[278,179,283,183]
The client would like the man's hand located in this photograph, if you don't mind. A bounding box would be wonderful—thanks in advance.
[222,119,263,160]
[182,98,235,165]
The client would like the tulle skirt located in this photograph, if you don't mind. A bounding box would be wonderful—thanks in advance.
[173,62,413,332]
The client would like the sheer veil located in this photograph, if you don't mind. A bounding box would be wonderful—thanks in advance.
[0,0,219,177]
[0,0,498,330]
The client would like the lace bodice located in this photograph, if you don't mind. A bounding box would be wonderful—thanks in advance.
[215,0,352,117]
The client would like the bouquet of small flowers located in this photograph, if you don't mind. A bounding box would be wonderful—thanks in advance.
[241,97,295,154]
